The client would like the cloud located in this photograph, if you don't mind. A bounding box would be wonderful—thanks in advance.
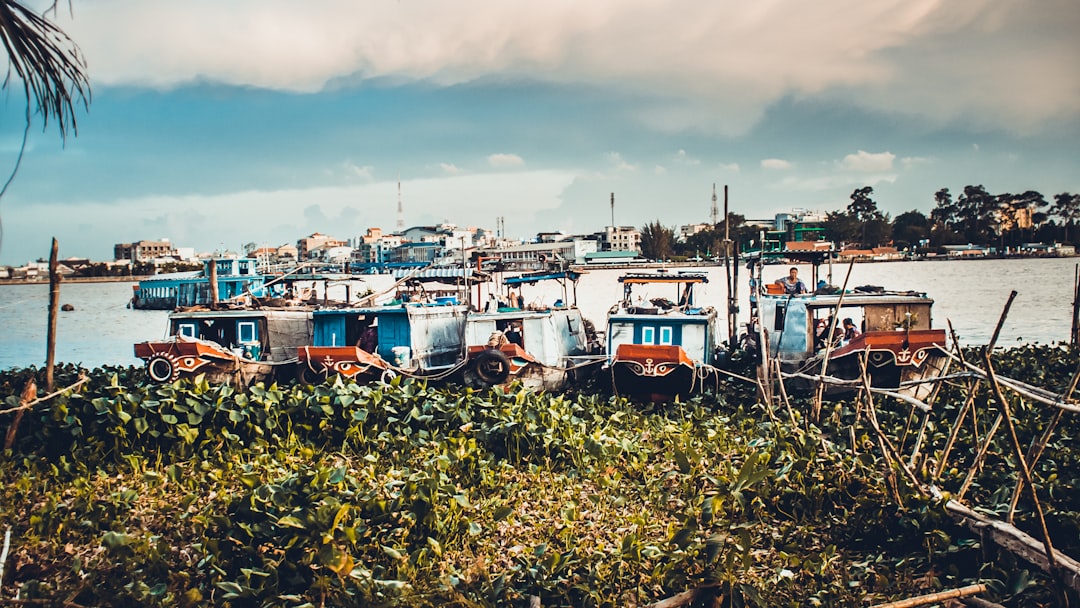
[654,165,668,175]
[761,158,793,170]
[900,156,931,169]
[606,152,636,172]
[840,150,896,172]
[343,161,375,180]
[717,162,740,173]
[54,0,1079,134]
[439,163,464,174]
[487,153,525,168]
[673,149,700,166]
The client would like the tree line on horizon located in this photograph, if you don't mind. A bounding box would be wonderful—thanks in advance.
[639,186,1080,260]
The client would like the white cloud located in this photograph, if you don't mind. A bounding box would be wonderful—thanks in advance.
[654,165,668,175]
[439,163,463,174]
[717,162,740,173]
[343,161,375,180]
[673,149,700,166]
[761,158,793,170]
[487,153,525,168]
[606,152,636,172]
[900,156,931,169]
[840,150,896,172]
[54,0,1080,134]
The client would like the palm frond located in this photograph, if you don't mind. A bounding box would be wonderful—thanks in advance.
[0,0,90,140]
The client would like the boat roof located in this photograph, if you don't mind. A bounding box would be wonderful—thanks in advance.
[618,271,708,285]
[392,267,489,281]
[504,270,582,286]
[169,307,313,319]
[764,291,933,308]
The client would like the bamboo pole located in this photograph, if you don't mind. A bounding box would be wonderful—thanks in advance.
[981,351,1058,572]
[869,583,988,608]
[45,238,60,392]
[811,258,856,421]
[1071,263,1079,345]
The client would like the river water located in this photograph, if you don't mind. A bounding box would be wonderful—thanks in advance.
[1,257,1076,371]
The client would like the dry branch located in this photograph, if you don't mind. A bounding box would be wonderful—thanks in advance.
[869,583,988,608]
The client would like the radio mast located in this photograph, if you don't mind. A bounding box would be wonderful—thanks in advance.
[396,177,404,232]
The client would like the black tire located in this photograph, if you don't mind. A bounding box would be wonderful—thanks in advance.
[146,353,179,383]
[299,364,325,385]
[474,348,511,385]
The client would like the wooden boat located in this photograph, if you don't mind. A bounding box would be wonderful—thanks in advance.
[134,307,313,386]
[297,299,469,384]
[746,251,949,400]
[460,270,604,391]
[129,258,269,310]
[602,271,721,402]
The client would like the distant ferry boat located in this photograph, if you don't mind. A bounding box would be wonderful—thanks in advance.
[129,258,268,310]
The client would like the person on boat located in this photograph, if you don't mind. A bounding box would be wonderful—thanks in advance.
[359,319,378,353]
[505,322,524,347]
[775,267,807,295]
[843,318,861,342]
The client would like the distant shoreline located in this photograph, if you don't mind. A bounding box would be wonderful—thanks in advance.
[0,253,1074,286]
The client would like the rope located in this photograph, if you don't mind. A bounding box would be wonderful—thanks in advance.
[0,374,89,415]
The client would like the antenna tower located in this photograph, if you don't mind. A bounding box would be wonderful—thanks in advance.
[396,178,404,232]
[710,183,719,227]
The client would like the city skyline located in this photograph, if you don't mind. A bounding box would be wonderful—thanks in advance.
[1,0,1077,265]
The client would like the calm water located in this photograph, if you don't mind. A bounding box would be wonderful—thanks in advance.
[1,257,1076,371]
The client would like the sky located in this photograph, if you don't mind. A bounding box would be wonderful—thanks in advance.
[0,0,1078,264]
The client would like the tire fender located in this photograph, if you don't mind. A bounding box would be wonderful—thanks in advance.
[474,348,511,385]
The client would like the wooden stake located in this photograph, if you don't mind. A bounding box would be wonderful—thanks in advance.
[869,583,988,608]
[982,350,1058,572]
[812,258,855,421]
[45,237,60,392]
[208,258,219,306]
[4,379,35,451]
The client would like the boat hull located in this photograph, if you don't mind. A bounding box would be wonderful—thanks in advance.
[606,344,709,402]
[134,337,275,387]
[296,346,392,384]
[789,329,949,398]
[462,344,576,392]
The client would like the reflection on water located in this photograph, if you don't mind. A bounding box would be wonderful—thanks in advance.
[0,257,1075,370]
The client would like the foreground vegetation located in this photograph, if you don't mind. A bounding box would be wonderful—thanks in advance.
[1,345,1078,607]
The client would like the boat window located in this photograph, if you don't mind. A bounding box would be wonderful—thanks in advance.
[659,326,673,345]
[774,302,787,331]
[177,322,198,338]
[642,326,656,344]
[238,321,257,343]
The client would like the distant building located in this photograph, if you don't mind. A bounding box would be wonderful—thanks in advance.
[678,223,711,242]
[296,233,346,259]
[478,239,598,269]
[600,226,641,253]
[114,239,174,262]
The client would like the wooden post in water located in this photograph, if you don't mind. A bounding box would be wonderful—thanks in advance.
[1071,263,1079,345]
[208,259,219,306]
[45,238,60,392]
[723,185,738,346]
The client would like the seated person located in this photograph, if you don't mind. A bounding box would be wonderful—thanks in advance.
[775,267,808,295]
[505,323,524,346]
[842,318,861,342]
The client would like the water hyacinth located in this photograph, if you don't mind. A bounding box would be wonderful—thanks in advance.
[0,348,1078,607]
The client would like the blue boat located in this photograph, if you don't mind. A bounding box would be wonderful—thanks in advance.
[297,298,469,384]
[129,258,269,310]
[460,270,604,391]
[603,271,721,402]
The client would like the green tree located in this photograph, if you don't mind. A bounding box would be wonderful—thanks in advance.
[639,221,676,261]
[1051,192,1080,245]
[929,188,962,246]
[954,185,997,245]
[845,186,889,247]
[891,210,930,250]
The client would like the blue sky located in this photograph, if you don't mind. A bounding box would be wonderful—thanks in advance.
[1,0,1077,264]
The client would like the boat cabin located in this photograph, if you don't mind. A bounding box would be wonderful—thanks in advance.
[607,272,719,366]
[760,291,934,363]
[168,308,312,363]
[310,301,468,371]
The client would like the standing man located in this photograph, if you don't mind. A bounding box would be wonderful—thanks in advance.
[775,267,808,295]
